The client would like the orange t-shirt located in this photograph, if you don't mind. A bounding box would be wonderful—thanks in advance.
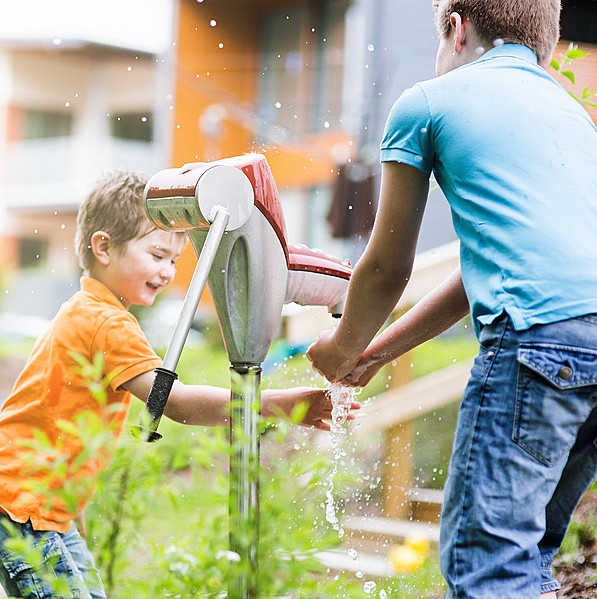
[0,277,162,532]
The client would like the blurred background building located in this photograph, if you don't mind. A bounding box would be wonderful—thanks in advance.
[0,0,595,325]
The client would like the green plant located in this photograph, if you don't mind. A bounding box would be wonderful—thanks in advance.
[550,42,597,109]
[3,334,457,598]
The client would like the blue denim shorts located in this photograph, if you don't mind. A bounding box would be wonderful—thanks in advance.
[0,516,106,599]
[440,313,597,598]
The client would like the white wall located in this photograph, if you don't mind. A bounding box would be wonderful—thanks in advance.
[0,0,173,54]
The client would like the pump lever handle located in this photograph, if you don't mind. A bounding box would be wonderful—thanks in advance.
[130,367,178,442]
[131,206,231,442]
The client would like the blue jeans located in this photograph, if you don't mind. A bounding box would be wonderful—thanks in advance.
[0,516,106,598]
[440,314,597,598]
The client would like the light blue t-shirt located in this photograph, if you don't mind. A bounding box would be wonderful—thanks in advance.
[381,44,597,336]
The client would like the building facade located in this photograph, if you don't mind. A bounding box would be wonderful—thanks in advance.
[0,0,595,321]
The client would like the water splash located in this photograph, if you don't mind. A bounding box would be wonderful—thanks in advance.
[324,381,355,538]
[329,381,353,436]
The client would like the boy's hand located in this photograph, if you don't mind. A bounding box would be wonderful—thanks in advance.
[306,330,362,383]
[75,512,87,537]
[342,354,385,387]
[262,387,360,431]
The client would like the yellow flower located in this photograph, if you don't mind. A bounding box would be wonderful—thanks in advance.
[388,534,429,574]
[404,533,430,555]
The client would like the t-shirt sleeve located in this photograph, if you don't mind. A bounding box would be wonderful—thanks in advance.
[91,312,162,391]
[380,84,434,175]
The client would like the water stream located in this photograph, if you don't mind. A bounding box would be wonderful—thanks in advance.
[325,381,354,538]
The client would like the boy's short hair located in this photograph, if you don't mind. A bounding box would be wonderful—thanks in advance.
[433,0,561,66]
[75,170,154,272]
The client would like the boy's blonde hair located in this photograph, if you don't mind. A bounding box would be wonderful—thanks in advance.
[433,0,561,66]
[75,170,154,273]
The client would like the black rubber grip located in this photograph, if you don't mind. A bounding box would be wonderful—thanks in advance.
[130,367,178,442]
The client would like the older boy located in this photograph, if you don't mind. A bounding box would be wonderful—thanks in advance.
[308,1,597,597]
[0,170,349,598]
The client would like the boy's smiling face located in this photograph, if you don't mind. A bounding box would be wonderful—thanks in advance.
[92,229,185,308]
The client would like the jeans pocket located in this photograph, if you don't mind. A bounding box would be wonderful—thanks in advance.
[0,524,80,599]
[0,546,49,598]
[513,343,597,466]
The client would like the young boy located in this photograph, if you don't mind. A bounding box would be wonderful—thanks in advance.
[308,1,597,597]
[0,169,351,599]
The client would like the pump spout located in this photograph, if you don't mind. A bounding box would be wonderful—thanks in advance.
[329,298,346,319]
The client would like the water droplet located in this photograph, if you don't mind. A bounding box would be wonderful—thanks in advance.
[347,548,359,560]
[364,580,377,593]
[210,19,217,27]
[368,44,375,52]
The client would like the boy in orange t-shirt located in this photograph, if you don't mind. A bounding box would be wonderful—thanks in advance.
[0,170,351,598]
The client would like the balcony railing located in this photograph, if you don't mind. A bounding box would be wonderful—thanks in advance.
[4,137,163,206]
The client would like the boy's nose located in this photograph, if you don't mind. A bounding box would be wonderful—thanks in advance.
[160,267,174,283]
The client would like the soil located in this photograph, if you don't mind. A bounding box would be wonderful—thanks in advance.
[553,490,597,598]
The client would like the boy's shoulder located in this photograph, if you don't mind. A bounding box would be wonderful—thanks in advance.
[55,277,138,334]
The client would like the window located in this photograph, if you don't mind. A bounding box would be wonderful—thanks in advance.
[19,237,48,269]
[561,0,597,45]
[109,112,154,142]
[23,109,72,139]
[258,0,349,136]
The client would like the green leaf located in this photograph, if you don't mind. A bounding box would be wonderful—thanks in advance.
[566,48,589,60]
[561,70,576,85]
[56,419,81,437]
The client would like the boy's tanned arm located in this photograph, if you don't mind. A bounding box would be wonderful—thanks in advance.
[343,268,469,387]
[307,161,430,382]
[122,372,355,431]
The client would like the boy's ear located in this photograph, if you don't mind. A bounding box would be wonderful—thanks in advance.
[449,12,468,54]
[90,231,112,266]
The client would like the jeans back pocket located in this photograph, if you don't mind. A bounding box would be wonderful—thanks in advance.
[514,343,597,466]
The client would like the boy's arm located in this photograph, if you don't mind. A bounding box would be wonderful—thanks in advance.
[307,161,430,381]
[123,372,230,425]
[122,373,357,431]
[343,267,469,387]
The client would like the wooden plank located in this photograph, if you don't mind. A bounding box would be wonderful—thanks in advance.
[344,516,440,543]
[354,358,473,435]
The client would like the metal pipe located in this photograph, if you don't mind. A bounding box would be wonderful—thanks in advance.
[131,206,230,442]
[228,363,261,599]
[163,207,230,371]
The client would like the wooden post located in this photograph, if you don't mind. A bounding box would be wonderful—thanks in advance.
[382,343,415,520]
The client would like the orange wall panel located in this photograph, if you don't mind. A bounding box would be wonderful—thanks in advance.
[170,0,351,292]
